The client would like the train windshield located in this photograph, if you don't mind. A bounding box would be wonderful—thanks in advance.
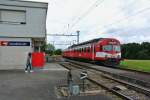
[113,45,121,52]
[103,45,113,51]
[103,45,120,52]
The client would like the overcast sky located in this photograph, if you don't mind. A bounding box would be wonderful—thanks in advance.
[26,0,150,49]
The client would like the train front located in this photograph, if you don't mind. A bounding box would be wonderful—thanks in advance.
[96,38,121,66]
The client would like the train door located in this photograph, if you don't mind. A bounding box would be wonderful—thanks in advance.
[95,43,101,60]
[88,45,92,60]
[83,47,86,58]
[92,44,95,60]
[82,48,84,58]
[79,48,81,58]
[77,48,80,58]
[86,46,90,59]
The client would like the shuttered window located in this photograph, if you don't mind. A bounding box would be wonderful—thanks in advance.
[0,10,26,24]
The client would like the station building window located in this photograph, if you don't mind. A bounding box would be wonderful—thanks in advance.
[0,9,26,24]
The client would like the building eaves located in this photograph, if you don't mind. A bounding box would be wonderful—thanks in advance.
[0,0,48,9]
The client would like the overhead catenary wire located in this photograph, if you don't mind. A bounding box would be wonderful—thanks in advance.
[48,0,150,48]
[61,0,105,44]
[68,0,141,35]
[87,5,150,34]
[86,0,138,32]
[68,0,105,31]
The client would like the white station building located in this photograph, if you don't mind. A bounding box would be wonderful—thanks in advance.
[0,0,48,69]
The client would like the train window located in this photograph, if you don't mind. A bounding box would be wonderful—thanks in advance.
[80,48,82,52]
[103,45,113,51]
[84,48,86,52]
[88,47,90,52]
[82,48,84,52]
[99,45,102,50]
[113,45,121,52]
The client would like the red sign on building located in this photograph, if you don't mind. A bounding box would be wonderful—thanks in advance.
[0,41,8,46]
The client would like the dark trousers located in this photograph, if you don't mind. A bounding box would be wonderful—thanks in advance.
[25,63,32,71]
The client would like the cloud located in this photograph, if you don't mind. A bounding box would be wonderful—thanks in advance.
[24,0,150,49]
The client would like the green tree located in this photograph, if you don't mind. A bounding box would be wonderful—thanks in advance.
[45,43,55,55]
[137,50,149,59]
[54,49,62,55]
[121,42,150,60]
[121,43,140,59]
[41,41,46,52]
[139,42,150,59]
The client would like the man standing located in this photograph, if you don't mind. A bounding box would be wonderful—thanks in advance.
[25,52,33,73]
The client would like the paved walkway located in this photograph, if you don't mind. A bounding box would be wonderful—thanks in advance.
[0,63,111,100]
[43,63,68,71]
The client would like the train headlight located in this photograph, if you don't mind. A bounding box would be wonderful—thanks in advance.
[117,55,121,58]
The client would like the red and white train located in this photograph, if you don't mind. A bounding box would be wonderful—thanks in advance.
[63,38,121,66]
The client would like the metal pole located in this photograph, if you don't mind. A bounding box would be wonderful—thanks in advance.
[67,70,73,95]
[83,79,85,92]
[76,31,80,44]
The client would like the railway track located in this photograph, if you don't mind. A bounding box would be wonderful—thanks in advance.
[59,61,150,100]
[65,59,150,89]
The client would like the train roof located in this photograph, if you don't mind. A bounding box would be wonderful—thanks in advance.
[68,38,104,48]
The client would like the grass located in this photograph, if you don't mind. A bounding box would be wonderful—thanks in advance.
[120,60,150,73]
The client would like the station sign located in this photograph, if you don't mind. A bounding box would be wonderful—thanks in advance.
[0,41,30,46]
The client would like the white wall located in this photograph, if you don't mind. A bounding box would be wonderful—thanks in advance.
[0,1,48,69]
[0,38,32,69]
[0,1,47,38]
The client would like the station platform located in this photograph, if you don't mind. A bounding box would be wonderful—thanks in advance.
[0,63,112,100]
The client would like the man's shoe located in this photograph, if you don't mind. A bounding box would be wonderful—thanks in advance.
[25,70,28,73]
[30,70,33,73]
